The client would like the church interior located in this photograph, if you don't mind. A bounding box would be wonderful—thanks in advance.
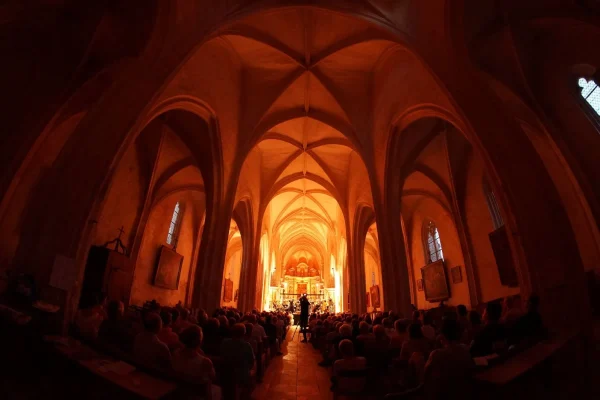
[1,1,600,399]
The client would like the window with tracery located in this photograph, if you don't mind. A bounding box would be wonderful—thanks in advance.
[578,77,600,116]
[483,179,504,230]
[166,202,181,245]
[424,220,444,264]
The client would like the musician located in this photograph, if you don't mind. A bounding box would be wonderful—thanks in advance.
[288,299,295,313]
[299,294,310,342]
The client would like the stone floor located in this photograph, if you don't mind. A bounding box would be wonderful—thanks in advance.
[252,325,334,400]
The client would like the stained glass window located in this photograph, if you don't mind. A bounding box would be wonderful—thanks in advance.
[166,202,181,245]
[483,179,504,230]
[578,77,600,116]
[424,220,443,264]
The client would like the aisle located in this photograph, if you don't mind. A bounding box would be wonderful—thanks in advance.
[252,325,333,400]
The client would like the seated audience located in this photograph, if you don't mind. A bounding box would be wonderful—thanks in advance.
[421,313,436,340]
[98,300,133,352]
[462,310,482,345]
[502,296,523,329]
[133,312,171,369]
[456,304,469,338]
[355,321,374,356]
[172,325,216,384]
[333,339,367,392]
[173,308,193,334]
[390,319,409,350]
[424,319,474,399]
[264,315,282,355]
[509,294,546,347]
[202,318,222,356]
[220,323,255,387]
[470,302,506,357]
[157,309,181,351]
[248,314,267,344]
[400,323,431,361]
[243,322,258,353]
[371,324,391,350]
[75,294,106,340]
[383,318,397,337]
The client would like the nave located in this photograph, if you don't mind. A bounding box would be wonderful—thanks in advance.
[2,1,600,399]
[252,326,333,400]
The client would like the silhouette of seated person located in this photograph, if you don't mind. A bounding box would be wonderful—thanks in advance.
[332,339,367,393]
[424,319,475,400]
[421,313,436,341]
[219,323,255,388]
[383,318,396,338]
[508,294,546,347]
[172,325,216,384]
[400,323,431,361]
[202,318,223,356]
[75,294,107,340]
[456,304,469,339]
[133,312,172,369]
[243,322,258,354]
[390,319,409,351]
[470,302,506,357]
[321,323,354,366]
[173,308,193,334]
[97,300,134,352]
[502,296,523,330]
[355,321,374,356]
[462,310,482,346]
[157,308,181,351]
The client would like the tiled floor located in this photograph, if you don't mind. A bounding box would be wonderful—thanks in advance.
[252,325,333,400]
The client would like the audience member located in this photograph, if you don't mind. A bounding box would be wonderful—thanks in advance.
[502,296,523,329]
[509,294,546,347]
[390,319,409,350]
[157,309,181,351]
[173,308,193,334]
[98,300,133,352]
[470,302,505,357]
[172,325,216,384]
[133,312,171,369]
[462,310,482,345]
[400,323,431,361]
[75,294,106,340]
[333,339,367,392]
[456,305,469,338]
[220,323,255,387]
[424,319,474,399]
[421,313,436,340]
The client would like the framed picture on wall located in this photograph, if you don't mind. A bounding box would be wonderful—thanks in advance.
[451,266,462,284]
[370,285,381,308]
[421,260,450,302]
[154,246,184,290]
[223,279,233,302]
[417,279,424,291]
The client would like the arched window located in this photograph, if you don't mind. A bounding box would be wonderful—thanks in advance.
[578,77,600,116]
[166,202,181,245]
[483,179,504,230]
[424,220,444,264]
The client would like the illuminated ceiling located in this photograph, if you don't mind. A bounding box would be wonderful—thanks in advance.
[224,9,398,272]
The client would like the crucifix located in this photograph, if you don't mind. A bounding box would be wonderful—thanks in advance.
[102,225,129,255]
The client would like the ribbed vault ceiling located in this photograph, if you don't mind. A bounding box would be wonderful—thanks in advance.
[225,8,398,272]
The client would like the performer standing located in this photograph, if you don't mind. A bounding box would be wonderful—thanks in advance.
[299,294,310,343]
